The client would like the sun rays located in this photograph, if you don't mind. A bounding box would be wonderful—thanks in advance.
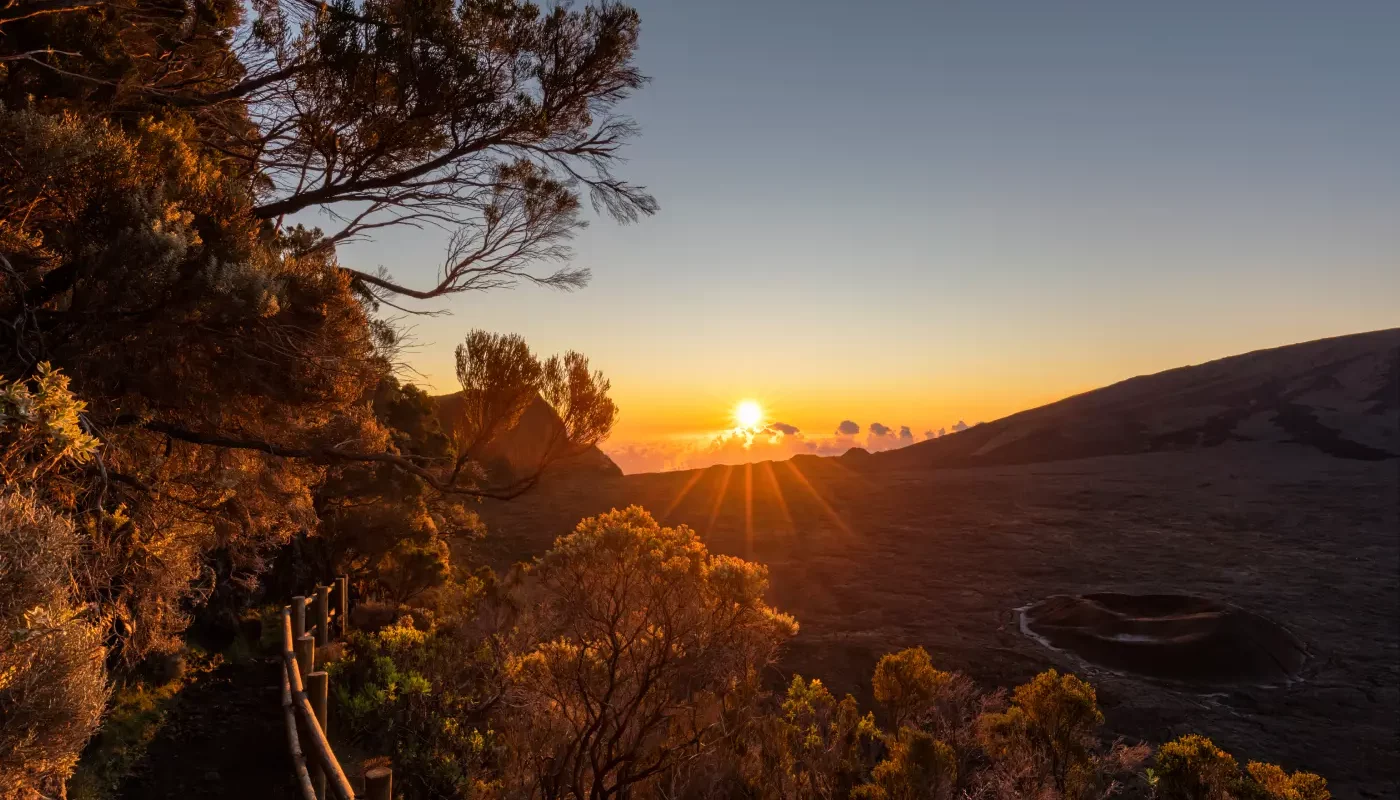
[653,453,854,552]
[780,460,852,536]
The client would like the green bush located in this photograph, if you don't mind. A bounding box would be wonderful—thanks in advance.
[65,676,187,800]
[332,614,501,799]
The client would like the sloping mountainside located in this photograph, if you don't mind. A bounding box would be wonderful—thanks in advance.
[869,328,1400,471]
[434,393,623,480]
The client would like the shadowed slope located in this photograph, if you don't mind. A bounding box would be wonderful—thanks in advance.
[872,328,1399,470]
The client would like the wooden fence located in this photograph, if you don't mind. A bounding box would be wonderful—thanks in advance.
[279,577,393,800]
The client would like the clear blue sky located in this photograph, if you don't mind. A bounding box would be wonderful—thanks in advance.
[332,1,1400,448]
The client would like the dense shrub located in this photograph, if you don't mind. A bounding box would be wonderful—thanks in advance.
[1152,734,1330,800]
[871,647,991,789]
[0,493,108,799]
[1153,734,1241,800]
[322,509,1332,800]
[757,676,880,799]
[873,647,948,731]
[504,506,799,799]
[978,669,1104,795]
[332,609,503,799]
[854,728,958,800]
[1242,761,1330,800]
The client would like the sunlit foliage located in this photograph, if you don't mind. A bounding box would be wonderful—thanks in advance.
[504,506,797,798]
[0,493,107,799]
[324,502,1333,800]
[2,0,643,787]
[761,676,879,799]
[854,729,958,800]
[1152,734,1331,800]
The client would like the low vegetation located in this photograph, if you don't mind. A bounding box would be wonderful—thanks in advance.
[324,507,1329,800]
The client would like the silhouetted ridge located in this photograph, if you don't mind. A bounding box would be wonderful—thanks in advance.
[434,393,622,480]
[869,328,1400,470]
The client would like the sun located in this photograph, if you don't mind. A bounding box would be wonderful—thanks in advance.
[735,400,764,429]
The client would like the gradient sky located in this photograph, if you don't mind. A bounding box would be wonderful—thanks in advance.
[326,1,1400,470]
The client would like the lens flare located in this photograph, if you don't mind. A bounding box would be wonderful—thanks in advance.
[735,400,763,429]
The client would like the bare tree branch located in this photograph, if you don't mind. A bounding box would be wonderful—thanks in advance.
[115,417,548,501]
[0,0,104,28]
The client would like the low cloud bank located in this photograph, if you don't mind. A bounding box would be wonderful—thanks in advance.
[604,415,977,474]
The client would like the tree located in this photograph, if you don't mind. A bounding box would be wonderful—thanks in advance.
[446,330,616,489]
[0,0,646,665]
[854,729,957,800]
[976,670,1105,797]
[870,647,988,790]
[2,0,656,301]
[0,0,649,495]
[1151,735,1331,800]
[0,0,649,784]
[503,506,798,799]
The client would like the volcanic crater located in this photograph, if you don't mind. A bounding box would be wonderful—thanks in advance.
[1020,593,1308,686]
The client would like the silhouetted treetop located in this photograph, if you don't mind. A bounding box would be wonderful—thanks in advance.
[3,0,656,301]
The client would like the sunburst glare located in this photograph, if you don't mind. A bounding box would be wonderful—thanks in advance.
[735,400,763,429]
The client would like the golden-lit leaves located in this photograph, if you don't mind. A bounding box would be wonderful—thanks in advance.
[872,646,959,731]
[0,363,100,482]
[977,669,1105,797]
[1152,734,1332,800]
[504,505,796,798]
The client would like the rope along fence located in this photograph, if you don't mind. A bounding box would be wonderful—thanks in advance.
[279,577,393,800]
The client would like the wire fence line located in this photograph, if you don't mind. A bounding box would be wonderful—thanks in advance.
[278,577,393,800]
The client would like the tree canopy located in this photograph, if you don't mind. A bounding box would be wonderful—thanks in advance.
[0,1,648,793]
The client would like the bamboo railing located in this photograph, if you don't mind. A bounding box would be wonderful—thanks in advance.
[279,576,393,800]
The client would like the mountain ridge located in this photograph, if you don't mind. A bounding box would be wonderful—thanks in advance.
[862,328,1399,471]
[433,393,623,480]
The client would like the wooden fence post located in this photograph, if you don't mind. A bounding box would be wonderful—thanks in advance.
[307,671,329,800]
[292,596,307,639]
[279,648,317,800]
[295,634,315,682]
[335,575,349,636]
[314,585,331,646]
[282,609,356,800]
[365,767,392,800]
